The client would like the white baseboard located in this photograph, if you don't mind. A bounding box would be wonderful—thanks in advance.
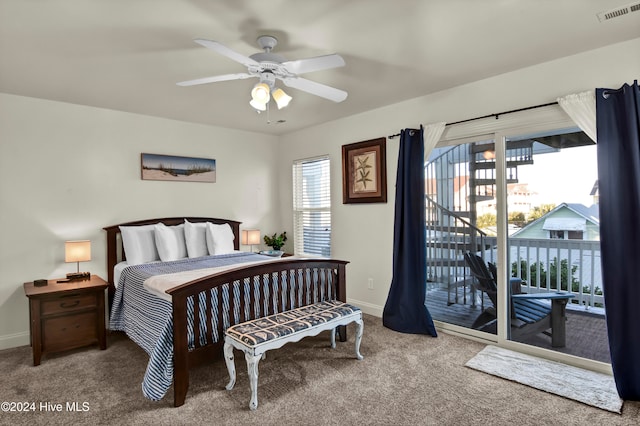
[0,331,30,350]
[347,298,383,318]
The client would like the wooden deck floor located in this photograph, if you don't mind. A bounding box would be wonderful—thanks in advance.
[425,286,610,363]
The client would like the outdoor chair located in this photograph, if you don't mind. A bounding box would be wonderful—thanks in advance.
[463,252,555,341]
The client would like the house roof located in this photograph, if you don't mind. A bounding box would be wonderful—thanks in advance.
[1,1,639,135]
[511,202,599,237]
[565,203,600,224]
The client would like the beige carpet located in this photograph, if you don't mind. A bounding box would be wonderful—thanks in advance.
[1,314,638,425]
[465,345,623,413]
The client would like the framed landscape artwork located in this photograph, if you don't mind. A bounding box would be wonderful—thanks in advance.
[141,153,216,183]
[342,137,387,204]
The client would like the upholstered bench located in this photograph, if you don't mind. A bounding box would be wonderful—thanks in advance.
[223,300,364,410]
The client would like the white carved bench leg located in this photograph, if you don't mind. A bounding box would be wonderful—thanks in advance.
[223,340,236,390]
[330,327,337,349]
[354,317,364,360]
[245,351,262,411]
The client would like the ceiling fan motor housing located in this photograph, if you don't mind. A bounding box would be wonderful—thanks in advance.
[259,71,276,87]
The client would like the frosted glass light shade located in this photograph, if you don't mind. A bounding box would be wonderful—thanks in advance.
[249,99,267,111]
[251,83,270,103]
[272,88,292,109]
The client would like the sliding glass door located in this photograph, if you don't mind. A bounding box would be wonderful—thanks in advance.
[425,123,608,364]
[504,129,608,363]
[424,136,501,338]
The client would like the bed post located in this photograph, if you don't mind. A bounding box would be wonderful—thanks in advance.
[103,226,119,309]
[172,295,189,407]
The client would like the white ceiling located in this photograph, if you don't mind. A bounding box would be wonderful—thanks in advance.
[1,0,639,135]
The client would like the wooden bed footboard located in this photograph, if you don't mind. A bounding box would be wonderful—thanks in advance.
[167,258,349,407]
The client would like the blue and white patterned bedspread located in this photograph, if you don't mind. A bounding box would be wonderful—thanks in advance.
[109,252,268,401]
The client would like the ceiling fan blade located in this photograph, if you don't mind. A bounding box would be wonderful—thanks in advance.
[282,77,348,102]
[193,39,260,67]
[282,54,345,75]
[177,73,254,86]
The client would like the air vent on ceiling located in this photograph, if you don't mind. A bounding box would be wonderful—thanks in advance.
[597,2,640,22]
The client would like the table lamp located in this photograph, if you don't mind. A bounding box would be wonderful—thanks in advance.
[241,229,261,253]
[65,240,91,279]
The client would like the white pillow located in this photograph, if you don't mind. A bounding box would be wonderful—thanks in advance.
[154,223,187,262]
[205,222,235,255]
[184,220,209,258]
[120,224,160,265]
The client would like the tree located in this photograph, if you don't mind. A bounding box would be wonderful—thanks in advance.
[477,213,496,229]
[508,211,526,227]
[527,203,556,223]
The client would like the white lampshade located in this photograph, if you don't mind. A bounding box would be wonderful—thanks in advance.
[241,229,261,245]
[272,88,292,109]
[251,83,270,104]
[65,240,91,274]
[65,240,91,263]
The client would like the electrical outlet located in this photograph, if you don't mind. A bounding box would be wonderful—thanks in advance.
[367,278,374,289]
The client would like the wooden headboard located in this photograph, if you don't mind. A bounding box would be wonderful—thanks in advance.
[102,217,241,302]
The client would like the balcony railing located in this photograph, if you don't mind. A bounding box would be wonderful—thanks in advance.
[426,202,604,311]
[508,237,603,310]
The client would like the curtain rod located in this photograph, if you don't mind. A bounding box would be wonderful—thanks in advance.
[387,127,422,139]
[387,101,558,139]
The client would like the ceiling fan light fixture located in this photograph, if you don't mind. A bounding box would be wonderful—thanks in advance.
[249,98,267,111]
[272,88,292,109]
[251,82,271,104]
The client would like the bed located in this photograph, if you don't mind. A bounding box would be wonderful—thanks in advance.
[103,217,349,407]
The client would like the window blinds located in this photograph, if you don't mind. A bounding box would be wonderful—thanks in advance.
[292,156,331,256]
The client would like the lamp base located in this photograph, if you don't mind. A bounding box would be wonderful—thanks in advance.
[66,272,91,280]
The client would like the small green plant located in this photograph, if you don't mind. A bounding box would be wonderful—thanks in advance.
[264,232,287,251]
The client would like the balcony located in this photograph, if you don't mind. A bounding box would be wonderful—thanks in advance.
[425,236,608,363]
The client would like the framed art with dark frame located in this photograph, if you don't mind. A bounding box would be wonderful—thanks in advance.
[342,137,387,204]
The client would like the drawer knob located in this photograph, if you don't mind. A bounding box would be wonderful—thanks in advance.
[60,300,80,309]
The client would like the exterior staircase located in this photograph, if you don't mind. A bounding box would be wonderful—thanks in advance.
[425,140,534,305]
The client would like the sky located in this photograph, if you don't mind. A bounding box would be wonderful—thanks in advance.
[141,154,216,171]
[517,144,598,207]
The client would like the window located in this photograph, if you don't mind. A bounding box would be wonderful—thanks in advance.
[292,156,331,256]
[568,230,583,240]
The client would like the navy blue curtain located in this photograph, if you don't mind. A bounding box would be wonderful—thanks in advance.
[596,81,640,400]
[383,127,437,336]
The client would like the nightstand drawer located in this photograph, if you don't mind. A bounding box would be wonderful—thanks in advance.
[42,311,98,352]
[41,293,97,315]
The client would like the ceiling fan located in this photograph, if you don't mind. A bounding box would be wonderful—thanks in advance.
[177,35,347,111]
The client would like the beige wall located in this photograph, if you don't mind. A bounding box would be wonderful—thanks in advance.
[1,37,638,349]
[278,37,640,316]
[0,94,279,349]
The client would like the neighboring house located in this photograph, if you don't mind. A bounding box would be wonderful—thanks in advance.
[476,182,537,217]
[511,203,600,241]
[427,175,537,218]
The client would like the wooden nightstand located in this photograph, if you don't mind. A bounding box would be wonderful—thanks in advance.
[24,275,108,366]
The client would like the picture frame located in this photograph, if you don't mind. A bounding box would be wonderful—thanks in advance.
[342,137,387,204]
[141,153,216,183]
